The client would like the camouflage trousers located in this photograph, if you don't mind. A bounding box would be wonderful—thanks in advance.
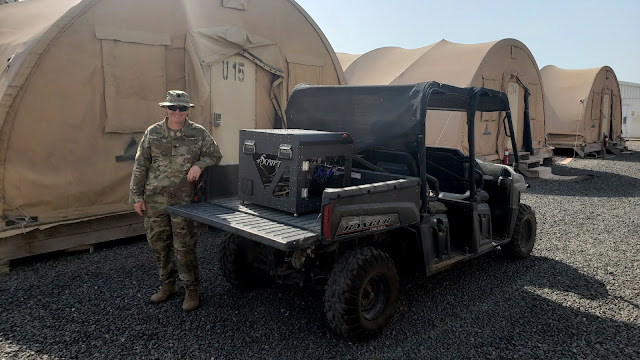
[144,211,200,289]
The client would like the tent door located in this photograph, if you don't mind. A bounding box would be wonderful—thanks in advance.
[210,55,257,164]
[506,82,522,150]
[622,105,630,137]
[600,92,611,140]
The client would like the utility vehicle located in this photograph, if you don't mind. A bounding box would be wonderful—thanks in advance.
[168,82,536,339]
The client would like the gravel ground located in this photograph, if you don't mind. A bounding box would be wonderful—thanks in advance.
[2,144,640,359]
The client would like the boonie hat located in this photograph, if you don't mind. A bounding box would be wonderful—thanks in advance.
[159,90,195,108]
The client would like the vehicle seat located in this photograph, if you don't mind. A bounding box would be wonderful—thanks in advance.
[428,200,448,214]
[425,147,470,194]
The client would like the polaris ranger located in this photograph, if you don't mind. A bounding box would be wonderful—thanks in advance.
[167,82,536,339]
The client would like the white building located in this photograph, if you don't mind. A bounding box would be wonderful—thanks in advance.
[620,81,640,138]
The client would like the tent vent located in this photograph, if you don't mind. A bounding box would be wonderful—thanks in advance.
[115,138,138,162]
[510,46,516,59]
[96,27,170,46]
[222,0,247,10]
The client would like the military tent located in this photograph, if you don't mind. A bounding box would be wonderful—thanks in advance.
[540,65,624,156]
[339,39,552,165]
[0,0,345,262]
[336,52,361,72]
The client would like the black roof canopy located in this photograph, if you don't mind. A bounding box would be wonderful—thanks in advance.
[285,82,511,154]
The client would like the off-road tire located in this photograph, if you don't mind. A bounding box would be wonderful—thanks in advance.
[503,203,536,259]
[324,247,399,339]
[218,232,265,289]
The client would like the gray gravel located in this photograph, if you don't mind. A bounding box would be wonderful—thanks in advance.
[2,143,640,359]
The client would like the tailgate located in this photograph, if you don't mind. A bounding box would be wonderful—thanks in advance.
[167,198,321,251]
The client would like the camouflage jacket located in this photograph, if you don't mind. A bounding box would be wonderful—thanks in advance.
[129,118,222,208]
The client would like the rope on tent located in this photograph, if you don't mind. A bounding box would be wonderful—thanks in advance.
[240,49,284,77]
[572,98,586,159]
[2,50,18,75]
[270,78,286,128]
[0,190,36,232]
[434,112,455,146]
[240,49,286,128]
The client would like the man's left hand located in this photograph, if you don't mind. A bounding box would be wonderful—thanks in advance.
[187,165,202,183]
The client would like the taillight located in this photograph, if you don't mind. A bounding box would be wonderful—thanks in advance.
[322,204,332,240]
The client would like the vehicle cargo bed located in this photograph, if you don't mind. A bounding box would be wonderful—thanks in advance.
[167,197,321,251]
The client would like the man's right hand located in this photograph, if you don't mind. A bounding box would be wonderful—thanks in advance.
[134,201,146,216]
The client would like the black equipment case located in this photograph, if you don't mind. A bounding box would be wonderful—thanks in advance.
[238,129,353,215]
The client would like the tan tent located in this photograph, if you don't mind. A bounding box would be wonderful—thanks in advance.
[0,0,345,260]
[336,52,361,71]
[340,39,552,164]
[540,65,623,156]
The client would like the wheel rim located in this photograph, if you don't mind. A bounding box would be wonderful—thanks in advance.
[360,274,388,321]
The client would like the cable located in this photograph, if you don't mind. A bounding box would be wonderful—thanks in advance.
[0,190,35,232]
[435,112,455,147]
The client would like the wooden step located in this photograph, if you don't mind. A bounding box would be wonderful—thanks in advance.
[518,158,542,169]
[517,151,531,160]
[517,166,552,178]
[605,146,622,156]
[0,212,144,266]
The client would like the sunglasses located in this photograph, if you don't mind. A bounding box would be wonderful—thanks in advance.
[167,105,189,112]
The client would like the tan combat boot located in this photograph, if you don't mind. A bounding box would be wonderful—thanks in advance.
[150,281,178,303]
[182,289,200,311]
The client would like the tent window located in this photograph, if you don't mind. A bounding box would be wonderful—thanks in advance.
[222,0,247,10]
[102,40,167,133]
[591,91,601,120]
[287,55,324,94]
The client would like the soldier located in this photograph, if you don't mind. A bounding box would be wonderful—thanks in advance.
[130,90,222,311]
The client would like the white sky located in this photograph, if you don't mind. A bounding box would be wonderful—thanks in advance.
[296,0,640,83]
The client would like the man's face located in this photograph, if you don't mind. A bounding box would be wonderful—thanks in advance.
[166,105,189,123]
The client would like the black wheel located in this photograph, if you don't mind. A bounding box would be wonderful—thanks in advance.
[218,232,267,289]
[503,203,536,259]
[324,247,399,339]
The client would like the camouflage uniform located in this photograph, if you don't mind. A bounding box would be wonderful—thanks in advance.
[130,116,222,290]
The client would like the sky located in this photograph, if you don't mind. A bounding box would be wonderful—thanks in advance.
[296,0,640,84]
